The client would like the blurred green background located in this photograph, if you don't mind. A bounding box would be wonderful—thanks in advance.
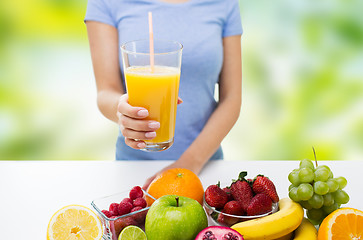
[0,0,362,160]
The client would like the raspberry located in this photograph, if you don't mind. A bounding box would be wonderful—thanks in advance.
[131,206,146,223]
[109,210,117,217]
[109,203,119,215]
[101,210,113,218]
[131,206,143,212]
[129,186,143,200]
[121,197,133,205]
[111,216,138,236]
[133,198,147,208]
[118,201,133,215]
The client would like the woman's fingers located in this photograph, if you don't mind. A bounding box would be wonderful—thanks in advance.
[118,94,149,119]
[125,137,146,150]
[117,94,160,148]
[120,126,157,141]
[119,114,160,132]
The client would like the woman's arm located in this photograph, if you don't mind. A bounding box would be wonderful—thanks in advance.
[143,35,242,188]
[86,21,160,149]
[86,21,124,123]
[178,34,242,173]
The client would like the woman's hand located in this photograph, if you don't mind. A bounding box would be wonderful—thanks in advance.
[117,94,183,149]
[117,94,160,149]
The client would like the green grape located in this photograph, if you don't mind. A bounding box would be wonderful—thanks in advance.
[297,183,314,201]
[326,179,339,192]
[316,165,331,172]
[289,187,300,202]
[314,181,329,195]
[299,159,315,170]
[328,171,334,179]
[288,169,301,185]
[308,218,323,226]
[288,184,297,191]
[323,193,335,206]
[314,168,330,182]
[333,189,350,204]
[335,176,347,189]
[307,208,325,221]
[323,203,340,215]
[298,167,315,183]
[308,193,324,209]
[299,200,313,210]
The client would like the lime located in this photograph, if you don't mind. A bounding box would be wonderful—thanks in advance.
[118,225,147,240]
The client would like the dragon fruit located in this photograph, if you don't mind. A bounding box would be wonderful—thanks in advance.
[195,226,244,240]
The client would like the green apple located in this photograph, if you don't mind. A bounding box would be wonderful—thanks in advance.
[145,195,208,240]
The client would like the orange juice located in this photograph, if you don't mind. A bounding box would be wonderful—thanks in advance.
[125,65,180,144]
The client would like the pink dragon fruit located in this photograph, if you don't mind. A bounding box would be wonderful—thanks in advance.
[195,226,244,240]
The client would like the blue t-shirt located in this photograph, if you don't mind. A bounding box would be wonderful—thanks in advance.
[85,0,243,160]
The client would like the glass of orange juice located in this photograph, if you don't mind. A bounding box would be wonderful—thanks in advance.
[120,39,183,151]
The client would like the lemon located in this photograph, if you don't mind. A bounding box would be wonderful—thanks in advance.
[47,204,103,240]
[118,225,147,240]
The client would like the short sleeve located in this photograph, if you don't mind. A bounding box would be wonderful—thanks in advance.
[84,0,116,27]
[223,0,243,37]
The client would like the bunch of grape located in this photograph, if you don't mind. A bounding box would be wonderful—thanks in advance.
[288,159,349,225]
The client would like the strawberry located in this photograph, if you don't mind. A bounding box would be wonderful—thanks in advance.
[252,175,279,203]
[222,187,233,201]
[246,193,272,216]
[205,182,229,209]
[223,200,244,216]
[217,200,244,226]
[230,172,253,212]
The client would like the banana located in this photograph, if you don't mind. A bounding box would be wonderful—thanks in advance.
[293,218,317,240]
[231,198,304,240]
[273,231,294,240]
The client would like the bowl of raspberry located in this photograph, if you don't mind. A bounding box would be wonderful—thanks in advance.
[91,186,156,240]
[203,176,279,227]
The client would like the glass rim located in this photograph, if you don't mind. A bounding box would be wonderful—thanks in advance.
[120,39,183,56]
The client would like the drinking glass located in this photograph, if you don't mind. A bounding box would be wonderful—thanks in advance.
[120,39,183,151]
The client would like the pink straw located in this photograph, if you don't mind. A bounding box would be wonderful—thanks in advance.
[148,12,155,73]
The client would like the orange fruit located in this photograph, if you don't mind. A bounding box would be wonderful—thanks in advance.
[146,168,204,205]
[318,207,363,240]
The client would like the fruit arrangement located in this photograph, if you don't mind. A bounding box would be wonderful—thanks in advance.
[288,158,350,225]
[47,166,362,240]
[204,172,279,226]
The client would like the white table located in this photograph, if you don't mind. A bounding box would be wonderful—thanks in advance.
[0,160,362,239]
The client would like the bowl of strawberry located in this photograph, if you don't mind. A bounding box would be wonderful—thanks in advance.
[91,186,156,240]
[203,172,279,227]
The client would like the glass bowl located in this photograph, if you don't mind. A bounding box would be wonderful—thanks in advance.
[91,188,156,240]
[203,194,279,227]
